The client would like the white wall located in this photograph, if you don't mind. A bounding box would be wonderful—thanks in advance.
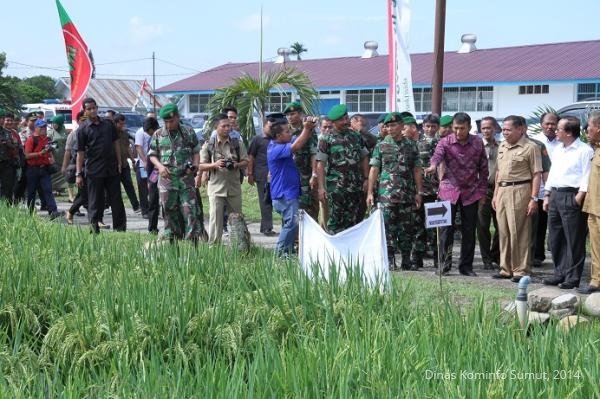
[495,84,575,117]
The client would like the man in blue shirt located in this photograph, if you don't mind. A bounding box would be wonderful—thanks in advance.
[267,113,318,256]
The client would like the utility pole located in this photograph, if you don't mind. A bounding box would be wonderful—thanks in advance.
[431,0,446,115]
[152,51,157,114]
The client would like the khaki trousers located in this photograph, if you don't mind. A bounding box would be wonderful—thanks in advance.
[589,214,600,286]
[208,194,242,243]
[496,184,532,277]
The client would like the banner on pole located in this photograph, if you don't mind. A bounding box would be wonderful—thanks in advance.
[387,0,415,113]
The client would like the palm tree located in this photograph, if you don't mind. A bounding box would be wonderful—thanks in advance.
[290,42,308,61]
[207,67,318,143]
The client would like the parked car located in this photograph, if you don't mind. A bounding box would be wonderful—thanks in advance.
[557,100,600,125]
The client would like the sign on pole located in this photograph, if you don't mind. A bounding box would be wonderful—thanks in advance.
[424,201,451,229]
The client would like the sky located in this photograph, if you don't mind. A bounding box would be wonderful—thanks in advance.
[3,0,600,91]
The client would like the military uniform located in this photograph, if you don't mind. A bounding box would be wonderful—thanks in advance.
[371,131,422,269]
[582,147,600,288]
[148,123,204,241]
[316,127,367,234]
[290,123,319,220]
[416,134,439,262]
[495,135,542,278]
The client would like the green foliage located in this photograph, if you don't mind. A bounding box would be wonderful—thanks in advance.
[528,105,558,135]
[0,53,59,109]
[207,67,319,143]
[290,42,308,61]
[0,203,598,397]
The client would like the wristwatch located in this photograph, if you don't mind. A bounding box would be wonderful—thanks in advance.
[75,171,83,177]
[530,196,537,201]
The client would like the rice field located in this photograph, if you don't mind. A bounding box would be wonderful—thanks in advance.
[0,203,598,398]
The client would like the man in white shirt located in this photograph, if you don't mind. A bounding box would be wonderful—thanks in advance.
[542,116,594,289]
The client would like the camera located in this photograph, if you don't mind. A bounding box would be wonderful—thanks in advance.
[224,159,235,170]
[44,141,58,152]
[178,161,197,177]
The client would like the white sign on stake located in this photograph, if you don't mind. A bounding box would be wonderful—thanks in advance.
[424,201,451,229]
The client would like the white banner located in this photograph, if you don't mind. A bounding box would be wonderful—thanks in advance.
[298,209,390,291]
[388,0,415,113]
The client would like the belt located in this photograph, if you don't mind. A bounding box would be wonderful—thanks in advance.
[498,179,531,187]
[552,187,579,193]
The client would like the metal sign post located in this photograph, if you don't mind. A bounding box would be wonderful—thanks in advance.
[424,201,452,289]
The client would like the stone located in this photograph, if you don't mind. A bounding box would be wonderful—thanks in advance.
[548,308,574,319]
[551,293,578,310]
[528,287,565,312]
[528,311,550,325]
[557,315,589,332]
[582,292,600,317]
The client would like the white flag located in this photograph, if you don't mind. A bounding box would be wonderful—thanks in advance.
[298,209,390,292]
[388,0,415,113]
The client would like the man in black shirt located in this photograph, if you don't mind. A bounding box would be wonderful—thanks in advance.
[75,98,126,233]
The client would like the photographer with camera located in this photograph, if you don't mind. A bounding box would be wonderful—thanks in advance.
[199,113,248,243]
[267,112,318,257]
[148,103,205,242]
[24,119,61,220]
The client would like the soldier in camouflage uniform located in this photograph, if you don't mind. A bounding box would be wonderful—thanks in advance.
[316,104,369,234]
[283,101,319,221]
[148,103,205,242]
[367,112,424,270]
[416,114,441,266]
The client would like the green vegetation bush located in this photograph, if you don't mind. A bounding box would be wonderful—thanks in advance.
[0,204,597,397]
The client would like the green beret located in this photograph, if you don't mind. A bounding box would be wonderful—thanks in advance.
[440,115,453,127]
[399,111,414,120]
[0,108,5,118]
[402,116,417,125]
[376,113,387,124]
[159,103,179,119]
[283,101,303,114]
[51,115,64,125]
[328,104,348,121]
[383,112,403,125]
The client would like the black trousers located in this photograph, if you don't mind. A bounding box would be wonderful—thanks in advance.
[120,166,140,211]
[147,179,160,232]
[0,162,16,203]
[439,199,479,273]
[531,199,548,262]
[548,190,588,284]
[87,175,126,232]
[256,180,273,233]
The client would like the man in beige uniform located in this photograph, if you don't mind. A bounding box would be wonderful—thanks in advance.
[578,111,600,294]
[492,115,542,282]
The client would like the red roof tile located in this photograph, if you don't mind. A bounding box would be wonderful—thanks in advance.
[157,40,600,93]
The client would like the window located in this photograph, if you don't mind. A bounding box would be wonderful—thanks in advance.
[265,92,291,113]
[413,86,493,113]
[577,83,600,101]
[345,89,387,113]
[518,85,549,95]
[188,94,212,113]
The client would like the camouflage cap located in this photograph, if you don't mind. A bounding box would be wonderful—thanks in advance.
[383,112,404,125]
[283,101,303,114]
[159,103,179,119]
[327,104,348,121]
[440,115,453,127]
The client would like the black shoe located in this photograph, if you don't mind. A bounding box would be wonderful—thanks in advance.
[483,262,495,270]
[492,273,511,279]
[49,211,63,221]
[577,285,600,294]
[459,270,477,277]
[511,276,523,283]
[558,281,579,290]
[543,276,564,286]
[262,230,278,237]
[75,211,85,217]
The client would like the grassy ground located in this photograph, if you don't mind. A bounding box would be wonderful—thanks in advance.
[0,203,598,397]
